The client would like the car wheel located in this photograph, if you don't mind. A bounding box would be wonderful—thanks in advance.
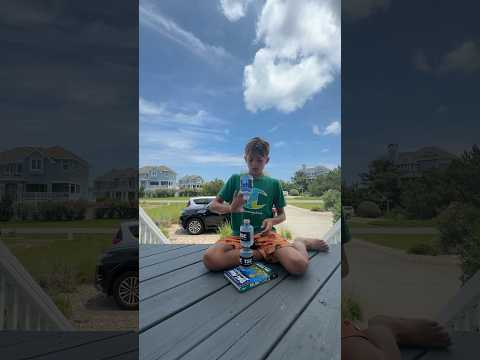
[113,271,139,310]
[186,218,204,235]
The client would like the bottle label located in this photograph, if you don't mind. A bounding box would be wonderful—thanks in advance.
[240,255,253,266]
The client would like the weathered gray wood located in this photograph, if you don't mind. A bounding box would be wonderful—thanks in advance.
[140,263,287,360]
[140,245,207,269]
[139,250,334,360]
[0,331,132,359]
[29,332,138,360]
[140,262,209,301]
[266,266,341,360]
[417,331,480,360]
[140,250,207,282]
[140,244,190,258]
[140,271,230,332]
[180,245,340,360]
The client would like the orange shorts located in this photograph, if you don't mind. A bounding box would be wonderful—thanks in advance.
[216,231,291,263]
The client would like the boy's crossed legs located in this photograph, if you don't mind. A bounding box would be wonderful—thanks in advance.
[203,232,329,275]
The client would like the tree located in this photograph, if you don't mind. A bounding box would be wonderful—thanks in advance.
[360,159,402,211]
[308,167,341,196]
[279,180,294,192]
[201,179,225,196]
[291,170,309,194]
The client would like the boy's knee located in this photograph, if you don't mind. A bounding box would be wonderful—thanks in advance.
[287,257,309,275]
[203,250,221,271]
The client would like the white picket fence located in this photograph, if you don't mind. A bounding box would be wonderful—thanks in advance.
[139,207,170,244]
[0,240,73,330]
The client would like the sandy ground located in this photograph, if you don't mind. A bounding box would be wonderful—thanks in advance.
[70,284,138,331]
[165,205,334,244]
[342,238,461,326]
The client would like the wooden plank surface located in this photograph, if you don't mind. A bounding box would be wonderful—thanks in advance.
[140,262,209,301]
[140,245,207,268]
[140,244,191,259]
[139,250,317,360]
[140,249,207,282]
[179,245,340,360]
[265,265,341,360]
[139,245,340,360]
[0,331,137,360]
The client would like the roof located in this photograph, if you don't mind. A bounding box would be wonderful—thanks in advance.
[396,146,457,164]
[0,146,88,166]
[139,165,176,175]
[95,168,137,181]
[179,175,204,182]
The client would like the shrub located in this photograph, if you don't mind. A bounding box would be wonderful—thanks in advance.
[0,198,14,221]
[407,243,439,256]
[342,296,362,322]
[95,200,137,219]
[217,221,233,240]
[289,189,299,196]
[321,189,341,221]
[153,189,176,198]
[178,189,201,197]
[279,227,293,240]
[357,201,381,218]
[436,202,480,254]
[460,225,480,284]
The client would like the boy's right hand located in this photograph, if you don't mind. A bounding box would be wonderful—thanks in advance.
[230,190,245,213]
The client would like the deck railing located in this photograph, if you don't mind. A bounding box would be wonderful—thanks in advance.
[323,219,341,245]
[139,207,170,244]
[437,269,480,332]
[0,240,73,330]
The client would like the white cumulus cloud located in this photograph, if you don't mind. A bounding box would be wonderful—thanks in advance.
[312,125,321,135]
[220,0,251,22]
[440,41,480,73]
[244,0,340,113]
[324,120,341,135]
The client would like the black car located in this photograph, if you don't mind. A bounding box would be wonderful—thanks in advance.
[95,244,139,310]
[180,197,230,235]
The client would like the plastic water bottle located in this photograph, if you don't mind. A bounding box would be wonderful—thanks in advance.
[240,174,253,200]
[239,219,254,273]
[239,248,253,269]
[240,219,254,248]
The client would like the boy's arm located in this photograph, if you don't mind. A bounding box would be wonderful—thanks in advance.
[209,192,245,214]
[259,207,286,235]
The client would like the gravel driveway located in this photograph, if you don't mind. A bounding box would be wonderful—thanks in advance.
[165,205,334,244]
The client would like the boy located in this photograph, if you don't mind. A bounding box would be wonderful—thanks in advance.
[203,137,329,275]
[341,215,451,360]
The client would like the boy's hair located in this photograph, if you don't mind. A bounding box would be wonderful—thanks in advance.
[245,137,270,158]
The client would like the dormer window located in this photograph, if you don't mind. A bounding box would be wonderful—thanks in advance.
[31,159,43,171]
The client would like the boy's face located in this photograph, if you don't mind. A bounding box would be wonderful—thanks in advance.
[245,153,269,177]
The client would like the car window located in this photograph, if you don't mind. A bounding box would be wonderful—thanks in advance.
[193,198,211,205]
[129,225,139,238]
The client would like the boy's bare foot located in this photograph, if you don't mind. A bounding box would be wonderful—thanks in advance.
[369,315,451,348]
[296,238,329,252]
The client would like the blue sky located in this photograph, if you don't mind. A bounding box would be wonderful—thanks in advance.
[140,0,341,182]
[342,0,480,183]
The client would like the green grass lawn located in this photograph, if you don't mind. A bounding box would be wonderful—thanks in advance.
[288,201,325,210]
[140,197,189,203]
[1,219,122,229]
[347,216,437,229]
[286,196,323,201]
[2,233,113,285]
[353,233,439,252]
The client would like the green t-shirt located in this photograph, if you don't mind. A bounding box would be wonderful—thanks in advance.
[218,174,286,236]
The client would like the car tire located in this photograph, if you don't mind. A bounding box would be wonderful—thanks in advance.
[186,217,205,235]
[113,271,139,310]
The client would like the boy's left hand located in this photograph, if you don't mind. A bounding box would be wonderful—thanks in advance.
[260,218,274,235]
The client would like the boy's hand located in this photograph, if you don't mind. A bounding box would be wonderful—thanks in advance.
[259,218,274,235]
[230,190,245,213]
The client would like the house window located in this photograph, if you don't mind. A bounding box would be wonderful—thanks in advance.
[25,184,47,192]
[62,160,69,170]
[75,184,81,193]
[16,164,22,175]
[52,183,69,192]
[149,181,159,186]
[70,184,76,193]
[31,159,43,171]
